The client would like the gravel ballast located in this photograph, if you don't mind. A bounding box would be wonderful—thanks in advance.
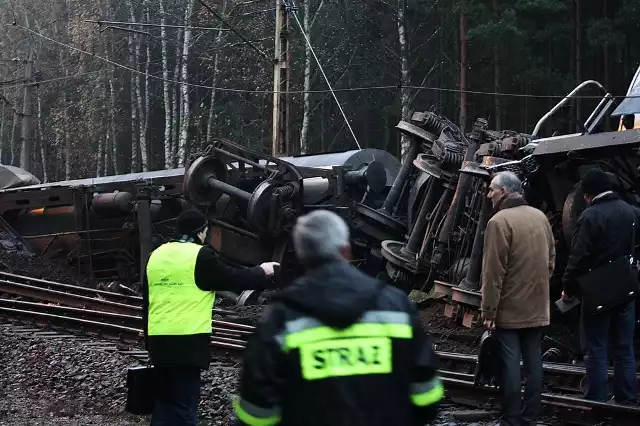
[0,321,568,425]
[0,324,243,425]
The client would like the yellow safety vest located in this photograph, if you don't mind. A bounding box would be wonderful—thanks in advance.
[146,241,215,336]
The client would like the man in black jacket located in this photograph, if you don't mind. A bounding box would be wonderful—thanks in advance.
[562,168,639,405]
[142,209,280,426]
[233,209,443,426]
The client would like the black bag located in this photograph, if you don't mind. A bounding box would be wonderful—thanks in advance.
[474,330,500,387]
[125,365,155,415]
[577,221,639,316]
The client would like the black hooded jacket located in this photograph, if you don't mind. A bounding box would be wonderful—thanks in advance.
[562,192,640,297]
[233,261,442,426]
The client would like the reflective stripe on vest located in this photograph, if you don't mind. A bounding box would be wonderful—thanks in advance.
[276,310,413,381]
[146,241,215,336]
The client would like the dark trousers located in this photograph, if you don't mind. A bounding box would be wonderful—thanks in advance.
[581,301,637,405]
[494,327,543,426]
[151,365,201,426]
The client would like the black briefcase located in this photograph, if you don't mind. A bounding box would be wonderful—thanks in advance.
[125,365,155,415]
[474,330,500,387]
[577,255,639,316]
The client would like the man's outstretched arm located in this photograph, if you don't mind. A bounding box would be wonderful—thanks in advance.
[194,246,278,292]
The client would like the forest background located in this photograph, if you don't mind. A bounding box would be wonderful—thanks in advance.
[0,0,638,182]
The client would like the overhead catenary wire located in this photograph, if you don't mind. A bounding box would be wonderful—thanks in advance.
[281,0,361,149]
[8,22,640,101]
[196,0,270,62]
[85,19,229,32]
[0,69,108,91]
[10,23,271,93]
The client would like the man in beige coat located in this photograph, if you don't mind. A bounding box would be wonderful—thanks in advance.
[481,171,555,426]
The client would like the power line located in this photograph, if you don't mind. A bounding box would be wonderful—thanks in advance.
[101,26,151,37]
[11,24,265,93]
[196,0,270,62]
[85,19,229,32]
[10,22,640,101]
[282,0,361,149]
[0,70,106,91]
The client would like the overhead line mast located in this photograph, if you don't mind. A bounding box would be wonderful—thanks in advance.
[272,0,291,157]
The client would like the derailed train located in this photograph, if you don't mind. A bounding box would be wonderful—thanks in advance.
[180,71,640,329]
[0,71,639,340]
[0,141,402,287]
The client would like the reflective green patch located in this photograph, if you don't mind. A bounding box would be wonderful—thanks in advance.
[300,337,392,380]
[284,323,412,351]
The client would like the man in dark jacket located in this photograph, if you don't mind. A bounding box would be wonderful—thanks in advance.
[233,209,443,426]
[142,209,280,426]
[562,167,639,405]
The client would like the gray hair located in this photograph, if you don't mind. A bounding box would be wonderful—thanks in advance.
[292,209,350,265]
[493,171,522,194]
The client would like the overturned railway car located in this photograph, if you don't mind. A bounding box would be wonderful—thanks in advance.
[0,144,400,289]
[0,168,187,283]
[181,76,640,354]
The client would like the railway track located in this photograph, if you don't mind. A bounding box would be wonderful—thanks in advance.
[1,272,639,424]
[0,272,625,382]
[0,271,249,350]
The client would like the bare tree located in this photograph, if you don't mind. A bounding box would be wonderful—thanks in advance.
[36,87,47,182]
[397,0,410,160]
[206,0,228,145]
[159,0,173,168]
[177,0,195,166]
[300,0,324,154]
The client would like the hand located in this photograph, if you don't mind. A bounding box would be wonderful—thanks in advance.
[561,290,571,301]
[483,318,495,330]
[259,262,280,276]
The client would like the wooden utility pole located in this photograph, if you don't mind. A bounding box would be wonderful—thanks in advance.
[19,53,34,172]
[272,0,290,157]
[458,7,468,134]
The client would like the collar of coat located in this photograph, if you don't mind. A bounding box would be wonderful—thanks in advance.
[495,193,528,213]
[589,190,618,205]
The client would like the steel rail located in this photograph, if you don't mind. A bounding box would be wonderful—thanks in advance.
[0,299,251,339]
[440,372,640,425]
[0,270,141,303]
[0,279,141,315]
[436,351,638,381]
[0,277,237,317]
[0,305,245,350]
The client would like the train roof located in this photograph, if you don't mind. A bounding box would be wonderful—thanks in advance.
[0,148,400,195]
[0,164,40,190]
[0,167,185,194]
[532,129,640,157]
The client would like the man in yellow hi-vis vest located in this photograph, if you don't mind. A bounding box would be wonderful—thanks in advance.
[142,209,279,426]
[233,210,443,426]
